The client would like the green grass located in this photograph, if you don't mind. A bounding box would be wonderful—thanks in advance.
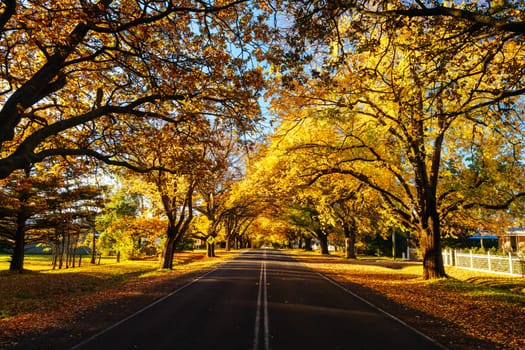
[0,253,52,271]
[0,253,125,271]
[443,267,525,301]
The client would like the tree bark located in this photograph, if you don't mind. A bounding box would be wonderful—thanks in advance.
[65,231,71,268]
[161,235,176,269]
[304,237,312,251]
[58,231,65,269]
[343,222,357,259]
[207,241,216,257]
[344,237,356,259]
[9,221,25,272]
[225,236,231,252]
[72,235,79,268]
[318,230,329,255]
[420,213,446,279]
[90,231,97,264]
[52,238,58,270]
[161,225,179,269]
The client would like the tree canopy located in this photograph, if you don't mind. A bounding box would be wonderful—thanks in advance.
[0,0,270,179]
[265,0,525,278]
[2,1,525,280]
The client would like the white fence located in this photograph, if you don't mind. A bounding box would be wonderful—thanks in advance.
[442,249,524,277]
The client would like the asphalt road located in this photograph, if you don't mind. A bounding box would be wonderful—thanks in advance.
[71,250,447,350]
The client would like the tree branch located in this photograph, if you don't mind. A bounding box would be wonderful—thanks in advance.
[0,0,15,34]
[0,93,198,179]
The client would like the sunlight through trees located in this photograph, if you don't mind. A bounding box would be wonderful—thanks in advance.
[1,1,525,280]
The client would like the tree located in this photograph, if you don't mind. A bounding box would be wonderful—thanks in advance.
[223,144,287,248]
[247,116,390,257]
[318,180,381,259]
[234,120,340,254]
[126,121,203,269]
[221,204,255,250]
[0,0,270,179]
[0,159,104,271]
[271,10,525,278]
[96,186,162,260]
[281,1,525,43]
[44,164,105,269]
[193,126,249,257]
[0,167,48,271]
[156,173,195,269]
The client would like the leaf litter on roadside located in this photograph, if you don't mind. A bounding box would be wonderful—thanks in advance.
[296,253,525,350]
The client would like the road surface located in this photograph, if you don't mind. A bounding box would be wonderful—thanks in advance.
[72,250,446,350]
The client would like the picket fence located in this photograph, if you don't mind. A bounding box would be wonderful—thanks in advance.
[442,249,524,277]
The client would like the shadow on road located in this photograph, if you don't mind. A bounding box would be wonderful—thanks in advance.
[287,250,501,350]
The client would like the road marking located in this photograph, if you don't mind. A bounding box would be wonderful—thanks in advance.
[70,267,219,350]
[253,261,263,350]
[263,259,269,350]
[253,251,270,350]
[318,272,450,350]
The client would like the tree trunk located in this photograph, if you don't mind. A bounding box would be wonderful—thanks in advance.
[420,214,446,279]
[52,253,57,270]
[318,232,329,255]
[343,222,357,259]
[58,232,65,269]
[9,223,25,272]
[71,235,79,268]
[207,242,215,257]
[65,232,71,268]
[161,235,176,269]
[304,237,312,251]
[225,237,231,252]
[52,240,58,270]
[90,231,96,264]
[344,237,356,259]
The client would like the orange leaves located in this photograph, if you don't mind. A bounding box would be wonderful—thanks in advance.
[0,0,272,179]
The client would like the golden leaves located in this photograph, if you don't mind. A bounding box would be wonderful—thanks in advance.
[1,0,271,179]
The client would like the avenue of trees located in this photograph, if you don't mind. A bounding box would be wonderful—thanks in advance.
[0,0,272,271]
[262,0,525,279]
[1,1,525,279]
